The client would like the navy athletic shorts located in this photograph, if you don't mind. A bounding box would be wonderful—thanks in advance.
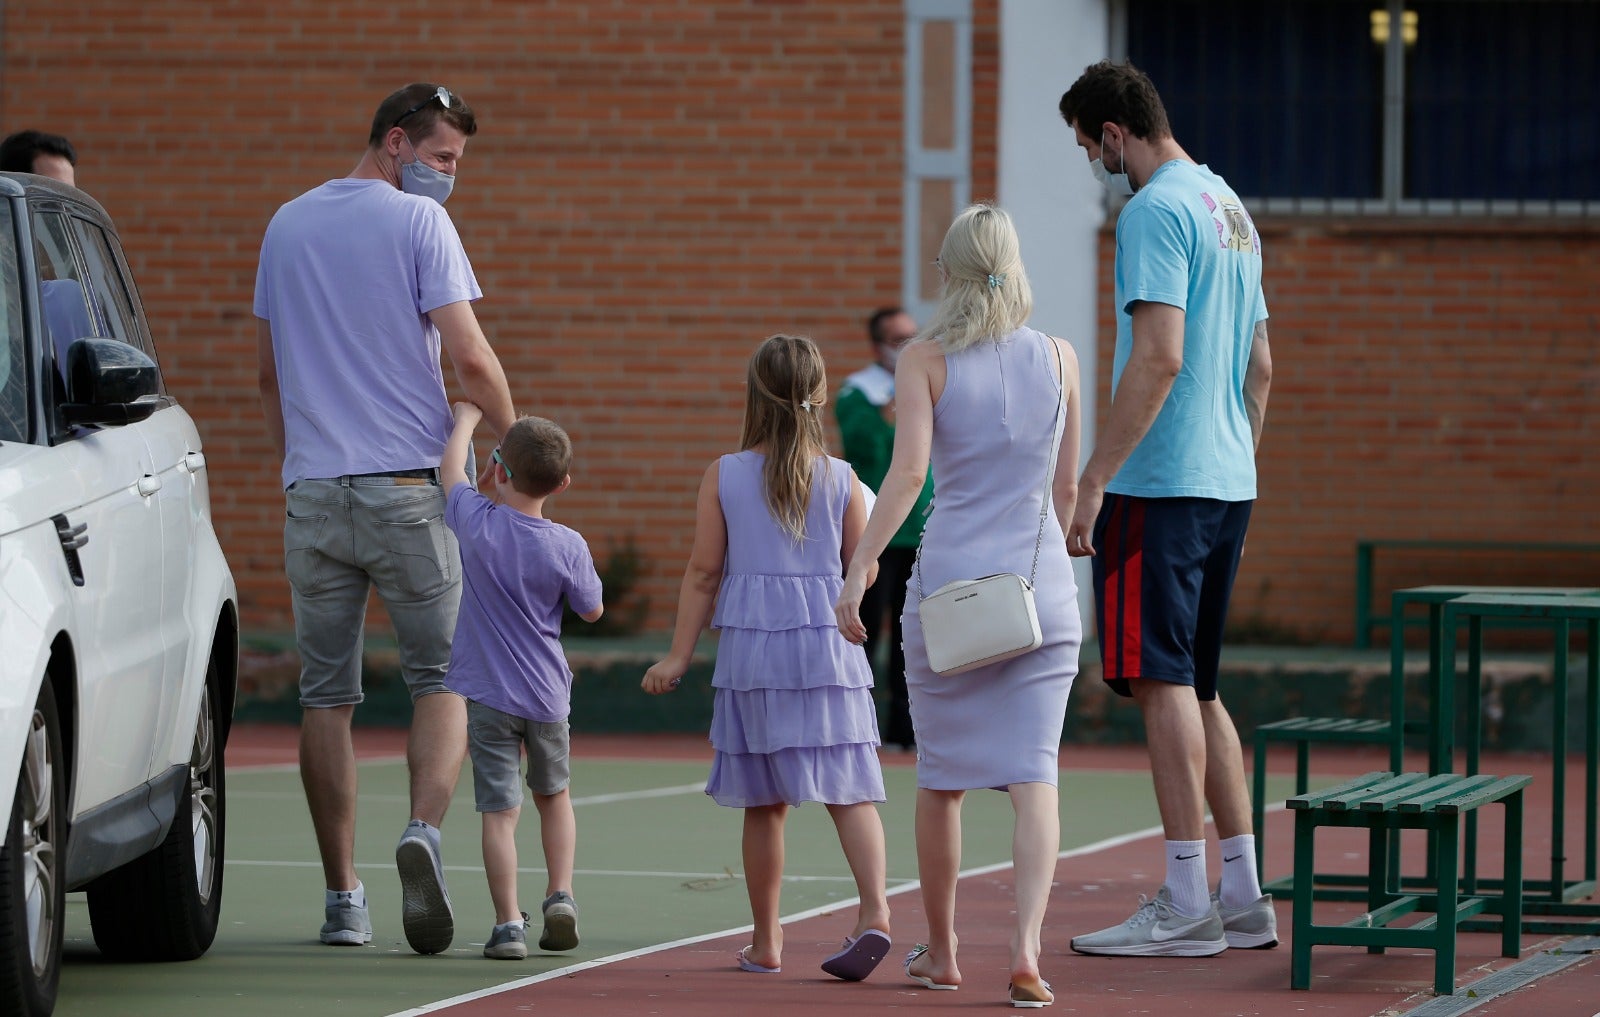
[1090,494,1254,701]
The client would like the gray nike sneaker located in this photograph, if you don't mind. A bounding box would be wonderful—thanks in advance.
[1070,886,1228,957]
[1213,891,1279,949]
[539,890,580,952]
[396,819,454,955]
[484,913,529,960]
[320,896,372,946]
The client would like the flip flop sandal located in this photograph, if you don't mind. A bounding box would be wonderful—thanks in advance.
[736,946,781,974]
[903,944,958,990]
[1009,977,1054,1008]
[820,929,891,981]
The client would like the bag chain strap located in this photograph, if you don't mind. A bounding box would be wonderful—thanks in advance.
[915,333,1067,599]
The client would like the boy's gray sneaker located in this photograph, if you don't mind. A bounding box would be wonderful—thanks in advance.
[396,819,454,954]
[484,914,529,960]
[539,891,580,952]
[1070,886,1228,957]
[320,896,372,946]
[1214,891,1279,949]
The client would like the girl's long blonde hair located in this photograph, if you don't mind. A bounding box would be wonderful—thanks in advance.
[740,333,829,542]
[918,203,1034,353]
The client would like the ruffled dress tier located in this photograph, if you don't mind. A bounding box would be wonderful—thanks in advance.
[705,451,886,808]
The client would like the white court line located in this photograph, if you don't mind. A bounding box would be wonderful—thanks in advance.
[383,820,1177,1017]
[225,858,920,884]
[229,782,705,807]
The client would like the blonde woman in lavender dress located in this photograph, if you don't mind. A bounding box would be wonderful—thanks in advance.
[644,334,893,982]
[836,205,1083,1008]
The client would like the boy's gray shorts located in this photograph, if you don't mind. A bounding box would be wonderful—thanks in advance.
[467,699,571,812]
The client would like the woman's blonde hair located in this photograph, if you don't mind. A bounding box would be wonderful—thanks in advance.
[739,333,829,542]
[919,203,1034,354]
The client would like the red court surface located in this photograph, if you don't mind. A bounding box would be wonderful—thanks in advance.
[229,725,1600,1016]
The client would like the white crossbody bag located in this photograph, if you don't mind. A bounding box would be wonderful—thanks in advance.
[915,335,1065,677]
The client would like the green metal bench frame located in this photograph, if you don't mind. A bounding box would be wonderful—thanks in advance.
[1439,593,1600,933]
[1288,770,1530,996]
[1353,539,1600,648]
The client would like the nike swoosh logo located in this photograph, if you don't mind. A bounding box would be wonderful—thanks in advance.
[1223,854,1242,863]
[1175,853,1200,860]
[1151,923,1204,941]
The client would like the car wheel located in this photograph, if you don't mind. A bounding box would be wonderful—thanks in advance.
[0,682,66,1017]
[86,664,226,961]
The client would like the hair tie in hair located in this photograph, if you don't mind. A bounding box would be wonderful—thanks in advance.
[800,400,814,412]
[987,273,1006,289]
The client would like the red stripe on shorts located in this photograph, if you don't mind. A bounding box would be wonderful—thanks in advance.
[1102,497,1145,680]
[1120,499,1145,677]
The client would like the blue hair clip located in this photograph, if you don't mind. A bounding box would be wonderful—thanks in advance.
[987,273,1005,289]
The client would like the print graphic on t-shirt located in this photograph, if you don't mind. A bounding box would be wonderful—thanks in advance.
[1201,190,1260,254]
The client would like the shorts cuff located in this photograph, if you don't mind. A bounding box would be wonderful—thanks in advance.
[299,693,365,709]
[409,686,463,703]
[476,796,522,814]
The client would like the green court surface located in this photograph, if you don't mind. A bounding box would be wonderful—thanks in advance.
[51,755,1297,1017]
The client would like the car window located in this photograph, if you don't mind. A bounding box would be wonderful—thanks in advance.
[31,210,99,383]
[99,226,159,359]
[0,204,26,443]
[74,219,154,361]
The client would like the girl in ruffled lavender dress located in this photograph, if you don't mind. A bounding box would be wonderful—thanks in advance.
[643,333,891,981]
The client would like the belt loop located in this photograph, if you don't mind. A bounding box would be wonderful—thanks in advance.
[340,474,353,488]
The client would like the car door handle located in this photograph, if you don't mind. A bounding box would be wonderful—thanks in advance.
[138,474,162,496]
[181,451,206,473]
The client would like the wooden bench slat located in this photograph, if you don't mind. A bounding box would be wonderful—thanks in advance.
[1354,773,1462,811]
[1427,774,1534,815]
[1258,717,1391,738]
[1285,771,1394,810]
[1389,773,1506,812]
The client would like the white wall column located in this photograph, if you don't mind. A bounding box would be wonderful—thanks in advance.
[997,0,1110,625]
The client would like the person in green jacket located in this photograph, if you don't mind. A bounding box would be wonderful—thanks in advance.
[836,307,933,750]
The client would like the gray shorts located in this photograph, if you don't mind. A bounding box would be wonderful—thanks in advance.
[283,474,462,708]
[467,699,572,812]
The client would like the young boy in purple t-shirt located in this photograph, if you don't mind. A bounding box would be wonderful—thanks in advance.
[441,402,604,960]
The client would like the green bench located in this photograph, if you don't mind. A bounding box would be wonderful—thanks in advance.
[1254,583,1598,891]
[1288,770,1530,996]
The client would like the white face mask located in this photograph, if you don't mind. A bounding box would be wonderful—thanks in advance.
[399,134,456,205]
[1091,129,1134,197]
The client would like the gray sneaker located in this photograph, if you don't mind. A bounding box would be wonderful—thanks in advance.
[484,914,529,960]
[396,819,454,954]
[1214,891,1278,949]
[320,896,372,946]
[538,891,580,952]
[1070,886,1228,957]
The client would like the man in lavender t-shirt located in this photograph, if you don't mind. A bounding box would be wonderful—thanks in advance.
[254,83,517,954]
[439,401,603,960]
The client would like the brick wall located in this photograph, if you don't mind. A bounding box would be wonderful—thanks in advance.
[5,0,1592,646]
[3,0,994,635]
[1093,220,1600,643]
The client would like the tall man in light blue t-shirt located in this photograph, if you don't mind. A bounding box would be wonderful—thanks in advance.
[1057,61,1276,959]
[255,82,517,955]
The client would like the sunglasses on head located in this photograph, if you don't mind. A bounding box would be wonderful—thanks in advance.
[393,86,454,128]
[491,446,512,480]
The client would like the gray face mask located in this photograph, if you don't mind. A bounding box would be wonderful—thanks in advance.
[1091,130,1134,197]
[399,135,456,205]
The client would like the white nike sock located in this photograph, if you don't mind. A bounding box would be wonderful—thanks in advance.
[1218,834,1263,909]
[1164,840,1209,917]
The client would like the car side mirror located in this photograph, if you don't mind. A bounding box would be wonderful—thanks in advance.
[59,337,161,426]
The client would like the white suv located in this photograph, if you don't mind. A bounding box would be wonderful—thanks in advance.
[0,173,239,1017]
